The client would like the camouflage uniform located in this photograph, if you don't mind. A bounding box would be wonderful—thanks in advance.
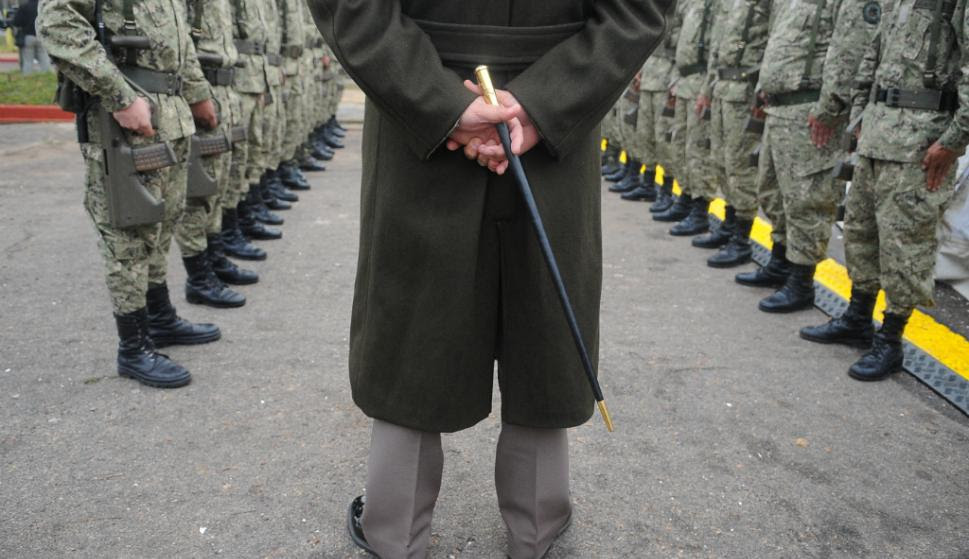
[175,0,240,258]
[229,0,269,192]
[37,0,209,314]
[262,0,284,172]
[705,0,770,222]
[758,0,879,264]
[846,0,966,314]
[673,0,719,199]
[278,0,305,166]
[637,1,681,171]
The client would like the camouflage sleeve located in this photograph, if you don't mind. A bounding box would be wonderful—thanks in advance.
[938,0,969,151]
[180,40,212,105]
[849,25,880,124]
[36,0,138,112]
[813,0,878,126]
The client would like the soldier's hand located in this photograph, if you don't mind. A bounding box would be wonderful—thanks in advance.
[922,141,959,191]
[113,97,155,137]
[695,95,711,117]
[191,99,218,131]
[632,71,642,93]
[807,114,835,148]
[322,55,332,69]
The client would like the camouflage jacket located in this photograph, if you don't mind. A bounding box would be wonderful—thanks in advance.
[640,0,684,92]
[675,0,720,99]
[704,0,771,103]
[852,0,969,162]
[278,0,305,77]
[229,0,268,94]
[759,0,879,124]
[37,0,210,142]
[187,0,239,70]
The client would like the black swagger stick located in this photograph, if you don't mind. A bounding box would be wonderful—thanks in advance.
[474,65,614,432]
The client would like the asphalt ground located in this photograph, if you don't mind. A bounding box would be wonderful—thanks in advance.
[1,109,968,558]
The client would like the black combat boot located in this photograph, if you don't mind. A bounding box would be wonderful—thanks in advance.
[183,252,246,308]
[800,287,876,347]
[708,218,753,268]
[621,168,658,201]
[260,174,293,210]
[758,262,816,313]
[601,144,621,176]
[669,197,710,236]
[329,115,347,133]
[265,170,299,202]
[115,309,191,388]
[312,141,334,161]
[692,205,736,248]
[736,242,789,287]
[221,208,267,261]
[653,192,692,222]
[208,235,258,285]
[146,282,221,347]
[323,125,345,149]
[239,200,283,241]
[278,162,311,190]
[609,160,643,192]
[605,158,631,182]
[848,312,909,381]
[326,117,347,137]
[300,154,327,172]
[247,185,285,225]
[650,176,675,213]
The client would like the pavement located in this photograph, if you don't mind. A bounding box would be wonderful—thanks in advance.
[1,98,968,558]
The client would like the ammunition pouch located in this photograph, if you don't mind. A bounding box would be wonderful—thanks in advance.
[186,134,225,198]
[718,67,759,82]
[875,86,958,112]
[235,39,265,55]
[745,116,765,135]
[282,45,303,58]
[230,125,248,144]
[678,62,707,77]
[764,89,821,107]
[120,66,183,96]
[266,53,283,67]
[202,66,236,87]
[748,143,762,167]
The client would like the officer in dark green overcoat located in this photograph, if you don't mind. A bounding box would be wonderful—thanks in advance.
[309,1,674,557]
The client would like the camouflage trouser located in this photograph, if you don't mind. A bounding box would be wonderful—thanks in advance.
[685,95,719,201]
[82,132,190,314]
[175,85,237,257]
[262,82,285,171]
[758,112,841,258]
[711,97,760,220]
[601,103,619,144]
[668,96,689,189]
[236,90,266,194]
[845,156,956,314]
[327,72,344,119]
[629,90,667,169]
[615,92,639,156]
[281,72,304,162]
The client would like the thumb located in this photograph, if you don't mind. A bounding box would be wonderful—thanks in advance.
[464,80,483,96]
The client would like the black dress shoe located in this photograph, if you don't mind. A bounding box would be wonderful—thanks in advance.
[736,243,789,287]
[758,263,816,313]
[848,313,909,381]
[146,283,221,347]
[347,496,380,558]
[115,309,191,388]
[800,288,876,348]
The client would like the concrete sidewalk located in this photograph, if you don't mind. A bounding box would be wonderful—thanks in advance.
[0,120,967,558]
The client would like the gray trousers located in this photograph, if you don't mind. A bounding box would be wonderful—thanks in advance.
[361,419,572,559]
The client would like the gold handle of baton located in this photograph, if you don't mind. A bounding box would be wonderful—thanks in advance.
[474,65,500,106]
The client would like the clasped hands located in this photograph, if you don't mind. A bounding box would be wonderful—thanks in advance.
[446,81,540,175]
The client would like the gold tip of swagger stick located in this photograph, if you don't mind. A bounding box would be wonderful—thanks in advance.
[597,400,614,432]
[474,65,500,106]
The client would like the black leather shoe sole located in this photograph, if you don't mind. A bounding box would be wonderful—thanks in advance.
[707,251,752,268]
[149,328,222,348]
[758,294,815,314]
[735,271,787,288]
[799,329,873,348]
[118,366,191,388]
[347,496,380,558]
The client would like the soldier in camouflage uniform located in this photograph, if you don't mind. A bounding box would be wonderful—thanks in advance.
[742,0,878,313]
[174,0,254,310]
[656,0,719,234]
[801,0,965,381]
[600,99,624,177]
[692,0,770,267]
[38,0,221,388]
[608,79,646,193]
[274,0,313,190]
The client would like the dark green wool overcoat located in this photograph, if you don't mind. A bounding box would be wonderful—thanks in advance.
[309,0,673,433]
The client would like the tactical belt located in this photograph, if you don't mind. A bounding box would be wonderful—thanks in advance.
[765,89,821,107]
[235,39,265,55]
[875,86,958,111]
[718,67,758,82]
[679,62,707,77]
[414,19,584,72]
[202,66,235,87]
[266,53,283,66]
[120,66,183,96]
